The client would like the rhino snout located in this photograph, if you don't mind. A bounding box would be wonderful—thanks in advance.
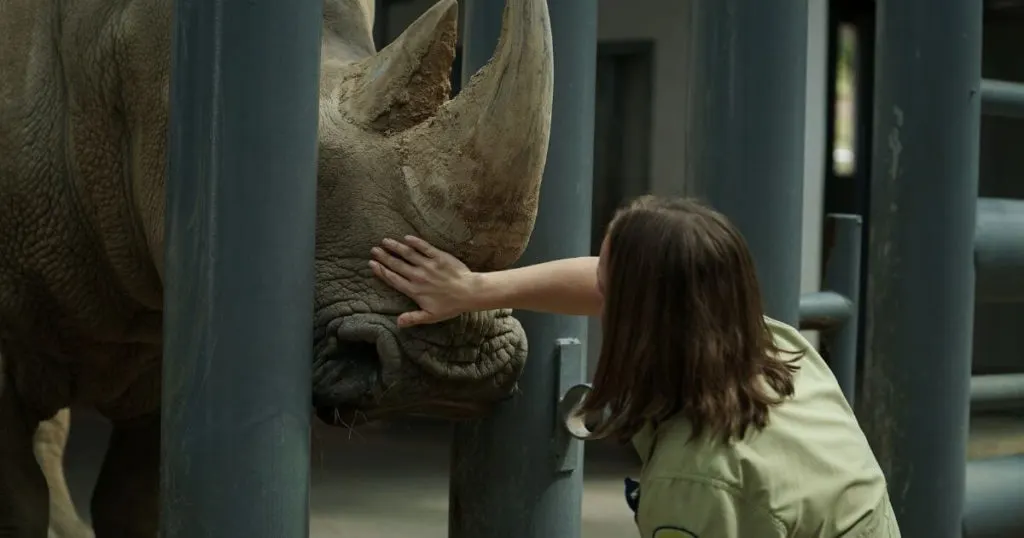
[312,310,527,425]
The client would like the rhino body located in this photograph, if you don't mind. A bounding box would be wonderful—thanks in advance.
[0,0,554,535]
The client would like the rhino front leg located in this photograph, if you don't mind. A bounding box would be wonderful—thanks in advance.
[0,372,49,538]
[32,409,94,538]
[90,413,159,538]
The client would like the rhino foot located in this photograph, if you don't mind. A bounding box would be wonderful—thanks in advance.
[34,409,94,538]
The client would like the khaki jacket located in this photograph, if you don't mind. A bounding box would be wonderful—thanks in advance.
[629,318,902,538]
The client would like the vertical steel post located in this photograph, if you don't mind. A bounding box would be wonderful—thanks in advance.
[821,214,863,405]
[860,0,982,535]
[850,6,877,405]
[680,0,809,325]
[373,0,389,50]
[161,0,322,536]
[448,1,596,537]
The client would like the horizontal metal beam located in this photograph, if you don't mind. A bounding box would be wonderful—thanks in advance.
[981,79,1024,119]
[963,455,1024,538]
[971,374,1024,412]
[986,0,1024,14]
[798,291,853,331]
[975,197,1024,302]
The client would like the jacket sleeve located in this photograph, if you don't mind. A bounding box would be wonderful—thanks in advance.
[635,477,787,538]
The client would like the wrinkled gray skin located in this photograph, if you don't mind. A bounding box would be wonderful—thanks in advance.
[0,0,553,535]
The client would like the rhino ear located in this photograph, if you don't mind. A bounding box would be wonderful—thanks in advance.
[343,0,459,133]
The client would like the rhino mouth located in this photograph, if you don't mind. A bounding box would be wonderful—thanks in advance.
[312,340,381,413]
[312,314,393,420]
[311,312,525,425]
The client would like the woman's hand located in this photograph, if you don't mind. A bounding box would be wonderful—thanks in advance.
[369,236,480,328]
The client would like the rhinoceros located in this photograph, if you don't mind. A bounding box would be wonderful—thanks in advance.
[0,0,553,534]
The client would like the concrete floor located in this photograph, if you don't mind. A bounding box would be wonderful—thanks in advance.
[62,410,1024,537]
[63,411,643,537]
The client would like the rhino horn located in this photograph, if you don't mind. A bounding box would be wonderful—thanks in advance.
[344,0,459,132]
[404,0,554,270]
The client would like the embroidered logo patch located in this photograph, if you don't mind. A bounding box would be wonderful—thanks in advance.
[653,526,698,538]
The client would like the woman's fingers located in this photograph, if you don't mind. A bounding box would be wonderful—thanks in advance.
[370,246,422,279]
[403,235,441,259]
[397,310,436,328]
[372,237,466,329]
[368,260,416,296]
[382,237,430,266]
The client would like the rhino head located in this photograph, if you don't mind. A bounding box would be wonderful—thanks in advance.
[310,0,552,424]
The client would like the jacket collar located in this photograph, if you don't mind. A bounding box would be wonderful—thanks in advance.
[631,422,657,465]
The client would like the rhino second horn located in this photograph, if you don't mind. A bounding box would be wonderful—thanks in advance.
[345,0,459,132]
[406,0,554,270]
[432,0,554,156]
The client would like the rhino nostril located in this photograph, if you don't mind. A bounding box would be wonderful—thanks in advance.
[312,341,381,409]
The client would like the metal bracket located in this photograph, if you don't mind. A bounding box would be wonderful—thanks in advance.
[552,338,585,473]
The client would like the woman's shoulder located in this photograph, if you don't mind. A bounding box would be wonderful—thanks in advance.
[762,316,841,387]
[638,417,742,485]
[763,316,813,355]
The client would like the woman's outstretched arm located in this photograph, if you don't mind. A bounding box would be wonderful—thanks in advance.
[369,236,602,327]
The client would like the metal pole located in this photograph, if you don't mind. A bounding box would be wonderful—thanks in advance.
[448,1,596,537]
[962,455,1024,538]
[970,374,1024,412]
[820,214,862,405]
[980,79,1024,119]
[681,0,808,325]
[975,197,1024,303]
[162,0,322,535]
[860,0,981,535]
[373,0,389,50]
[798,291,853,330]
[850,5,878,406]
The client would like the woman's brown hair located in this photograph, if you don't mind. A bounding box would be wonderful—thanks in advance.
[581,195,803,444]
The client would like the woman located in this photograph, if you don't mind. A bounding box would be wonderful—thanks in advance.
[369,195,900,538]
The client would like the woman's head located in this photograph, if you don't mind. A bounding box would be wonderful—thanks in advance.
[584,195,801,443]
